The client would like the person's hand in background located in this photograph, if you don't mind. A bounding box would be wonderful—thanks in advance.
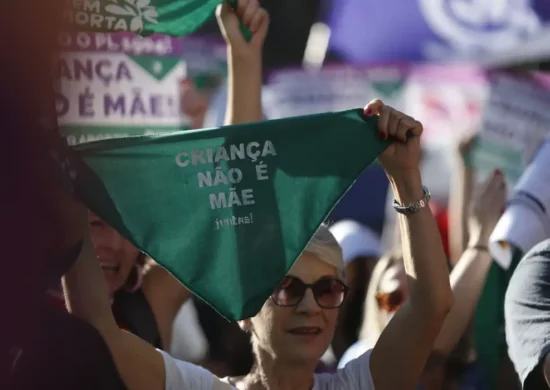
[218,0,268,125]
[468,169,507,247]
[457,131,477,163]
[216,0,269,59]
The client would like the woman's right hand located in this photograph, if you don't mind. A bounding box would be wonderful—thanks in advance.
[468,170,507,247]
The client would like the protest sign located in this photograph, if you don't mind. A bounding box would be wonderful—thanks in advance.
[263,65,407,119]
[72,109,389,320]
[56,33,227,145]
[403,65,488,146]
[469,72,550,186]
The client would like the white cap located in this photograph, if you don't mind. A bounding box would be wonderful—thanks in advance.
[329,220,382,265]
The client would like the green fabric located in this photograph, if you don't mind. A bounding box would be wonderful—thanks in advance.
[65,0,251,38]
[474,247,524,389]
[73,109,388,320]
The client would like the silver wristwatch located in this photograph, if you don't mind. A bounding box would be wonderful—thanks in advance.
[393,186,431,214]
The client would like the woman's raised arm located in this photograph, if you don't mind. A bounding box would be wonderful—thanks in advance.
[62,204,165,390]
[367,100,454,390]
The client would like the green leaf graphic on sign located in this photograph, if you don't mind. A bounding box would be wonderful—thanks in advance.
[371,81,405,98]
[129,56,181,81]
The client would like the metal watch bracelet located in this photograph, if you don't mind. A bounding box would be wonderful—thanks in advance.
[392,186,431,215]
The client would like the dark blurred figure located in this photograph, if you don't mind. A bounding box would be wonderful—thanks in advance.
[1,2,124,389]
[194,300,254,377]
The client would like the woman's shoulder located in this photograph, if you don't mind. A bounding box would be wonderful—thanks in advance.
[338,340,370,369]
[156,349,235,390]
[314,349,375,390]
[220,376,244,389]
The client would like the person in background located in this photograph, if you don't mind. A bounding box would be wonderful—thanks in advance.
[192,300,254,377]
[505,239,550,389]
[89,212,192,350]
[502,139,550,389]
[320,220,381,367]
[340,169,506,390]
[179,77,218,129]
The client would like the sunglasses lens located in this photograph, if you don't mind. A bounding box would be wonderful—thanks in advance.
[312,279,347,308]
[271,277,306,306]
[376,290,404,312]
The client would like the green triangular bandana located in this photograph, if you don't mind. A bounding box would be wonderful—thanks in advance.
[64,0,251,38]
[73,109,389,320]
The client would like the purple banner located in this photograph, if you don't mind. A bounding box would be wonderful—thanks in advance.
[326,0,550,65]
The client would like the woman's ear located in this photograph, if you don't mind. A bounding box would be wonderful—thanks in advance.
[238,319,253,333]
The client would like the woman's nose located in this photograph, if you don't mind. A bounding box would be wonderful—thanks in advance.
[296,289,322,314]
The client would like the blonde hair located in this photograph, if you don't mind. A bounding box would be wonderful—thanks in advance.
[358,250,404,347]
[297,224,346,281]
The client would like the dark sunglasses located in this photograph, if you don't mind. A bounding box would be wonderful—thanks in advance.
[271,276,349,309]
[376,289,405,312]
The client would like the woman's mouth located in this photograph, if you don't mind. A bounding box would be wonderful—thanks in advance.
[99,262,120,274]
[287,327,322,335]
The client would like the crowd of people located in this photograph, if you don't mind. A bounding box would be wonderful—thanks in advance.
[6,0,550,390]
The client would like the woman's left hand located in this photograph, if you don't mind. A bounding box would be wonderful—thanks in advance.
[364,99,423,179]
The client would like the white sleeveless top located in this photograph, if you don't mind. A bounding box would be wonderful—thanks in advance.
[157,349,375,390]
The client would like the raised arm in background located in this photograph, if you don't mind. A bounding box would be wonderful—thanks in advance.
[365,99,454,390]
[448,132,476,266]
[218,0,268,125]
[432,169,506,356]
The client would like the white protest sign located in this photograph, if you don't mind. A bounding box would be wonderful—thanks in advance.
[470,72,550,186]
[55,33,227,145]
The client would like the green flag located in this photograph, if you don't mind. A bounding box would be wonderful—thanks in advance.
[63,0,251,38]
[73,109,388,320]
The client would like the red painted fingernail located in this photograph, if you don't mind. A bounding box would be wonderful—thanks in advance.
[494,169,502,176]
[379,132,387,140]
[364,108,372,116]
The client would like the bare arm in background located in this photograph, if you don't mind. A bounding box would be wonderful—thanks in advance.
[366,100,454,390]
[218,0,268,125]
[433,169,507,356]
[448,133,476,266]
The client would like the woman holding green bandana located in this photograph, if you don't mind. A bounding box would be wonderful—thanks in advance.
[61,2,453,390]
